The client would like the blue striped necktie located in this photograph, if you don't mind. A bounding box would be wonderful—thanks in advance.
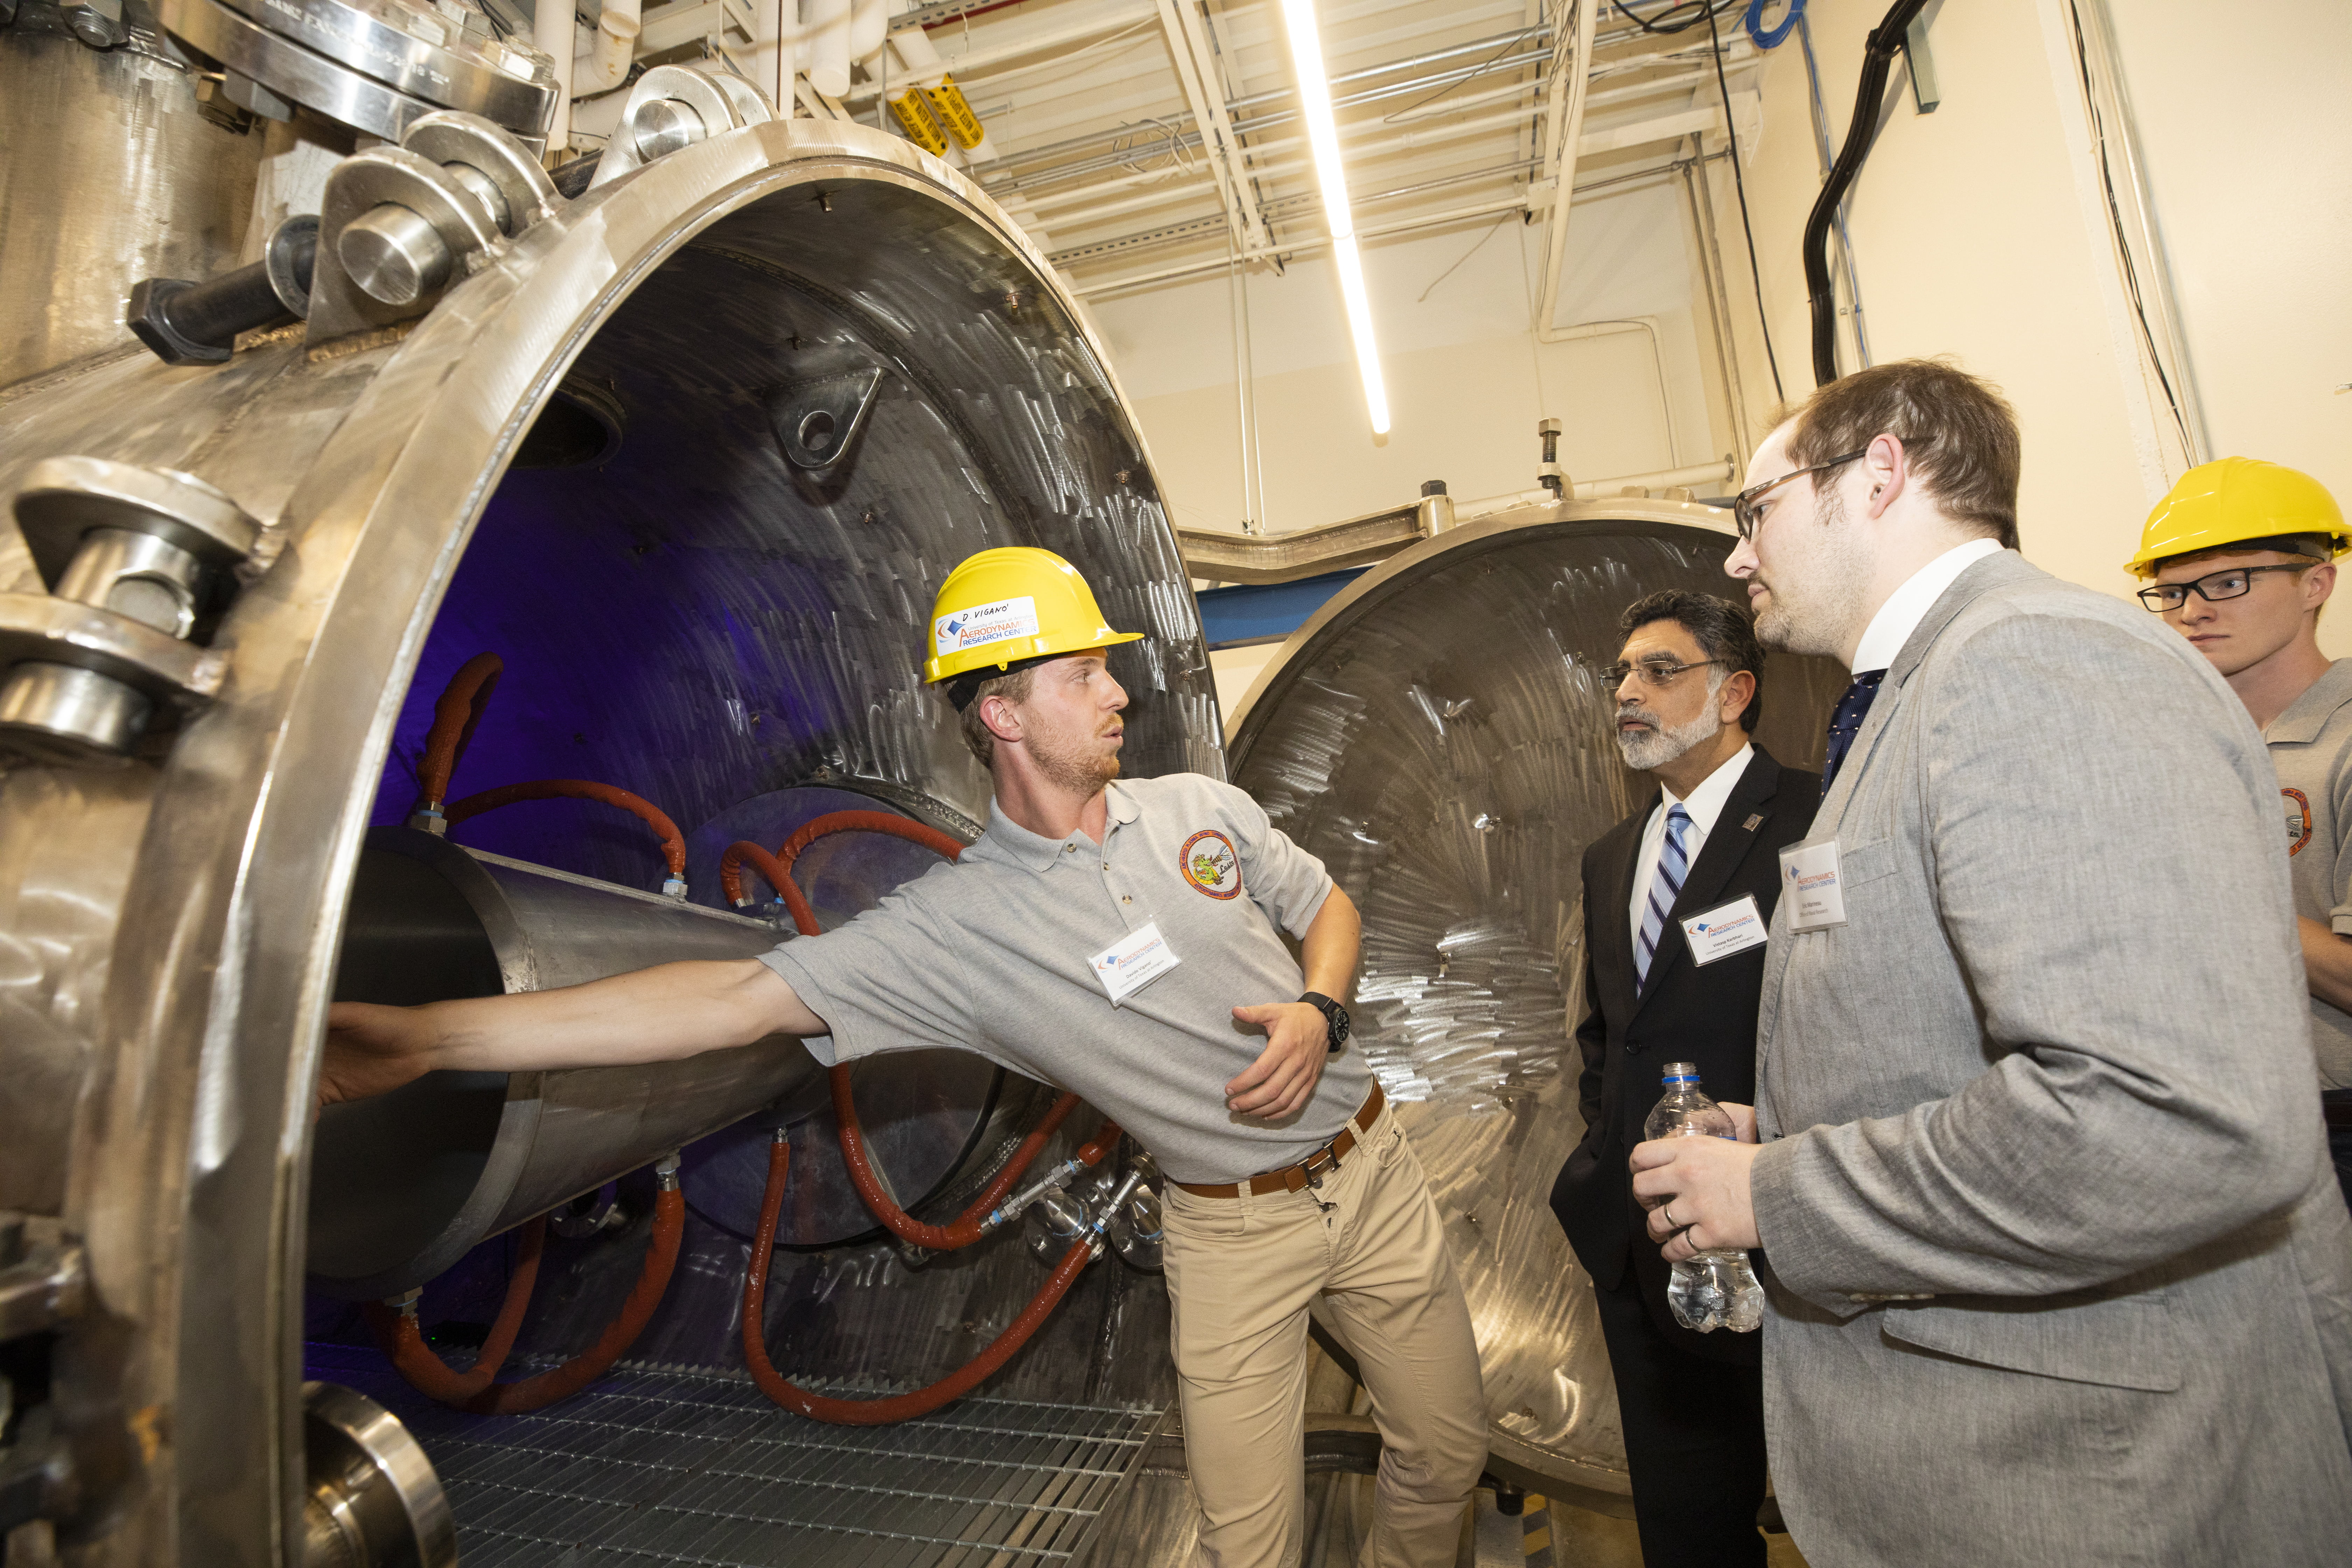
[1635,803,1693,988]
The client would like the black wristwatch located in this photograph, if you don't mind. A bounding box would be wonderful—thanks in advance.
[1300,992,1350,1053]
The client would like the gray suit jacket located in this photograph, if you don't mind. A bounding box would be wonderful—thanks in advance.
[1749,551,2352,1566]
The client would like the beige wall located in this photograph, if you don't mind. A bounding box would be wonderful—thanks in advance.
[1737,0,2352,649]
[1090,175,1724,537]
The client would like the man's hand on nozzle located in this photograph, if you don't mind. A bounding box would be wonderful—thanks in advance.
[1224,1001,1327,1119]
[319,1001,443,1108]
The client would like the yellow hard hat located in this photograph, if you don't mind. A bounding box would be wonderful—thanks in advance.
[2126,457,2349,578]
[922,546,1144,686]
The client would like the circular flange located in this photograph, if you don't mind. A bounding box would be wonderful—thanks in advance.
[174,0,554,136]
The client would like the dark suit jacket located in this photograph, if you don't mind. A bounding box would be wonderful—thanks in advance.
[1549,744,1818,1364]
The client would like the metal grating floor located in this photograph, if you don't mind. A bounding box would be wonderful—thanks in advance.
[306,1343,1163,1567]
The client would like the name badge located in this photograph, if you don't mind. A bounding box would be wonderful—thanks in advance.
[1681,895,1768,965]
[1778,838,1847,932]
[1091,920,1180,1005]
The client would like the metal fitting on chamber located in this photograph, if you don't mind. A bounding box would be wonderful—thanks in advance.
[0,458,261,764]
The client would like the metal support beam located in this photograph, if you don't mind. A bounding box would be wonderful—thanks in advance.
[1153,0,1272,253]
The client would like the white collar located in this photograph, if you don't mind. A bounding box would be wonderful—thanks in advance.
[1659,742,1755,838]
[1850,537,2007,674]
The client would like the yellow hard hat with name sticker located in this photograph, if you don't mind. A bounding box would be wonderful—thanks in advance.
[923,547,1144,685]
[2127,457,2348,578]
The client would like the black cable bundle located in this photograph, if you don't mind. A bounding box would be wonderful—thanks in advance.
[1802,0,1929,385]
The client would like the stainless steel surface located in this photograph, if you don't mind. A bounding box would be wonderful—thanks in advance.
[589,65,776,190]
[0,103,1212,1561]
[1226,502,1843,1499]
[301,1380,457,1568]
[0,2,263,387]
[337,204,454,306]
[309,144,506,335]
[312,826,819,1297]
[158,0,556,140]
[0,660,155,761]
[0,457,262,760]
[304,1342,1158,1567]
[14,455,263,587]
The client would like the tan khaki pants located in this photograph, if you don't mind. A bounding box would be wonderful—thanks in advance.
[1161,1102,1488,1568]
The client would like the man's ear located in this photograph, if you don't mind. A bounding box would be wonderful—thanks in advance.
[2305,560,2337,615]
[980,692,1023,746]
[1719,669,1757,726]
[1864,433,1910,520]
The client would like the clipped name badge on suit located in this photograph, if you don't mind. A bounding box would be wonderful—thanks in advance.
[1090,921,1180,1005]
[1681,895,1768,964]
[1778,838,1847,931]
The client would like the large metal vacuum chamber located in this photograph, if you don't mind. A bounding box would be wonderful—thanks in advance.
[0,82,1214,1563]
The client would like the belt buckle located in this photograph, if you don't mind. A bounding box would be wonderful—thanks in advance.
[1298,1142,1340,1190]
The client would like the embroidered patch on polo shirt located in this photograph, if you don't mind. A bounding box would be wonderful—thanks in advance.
[1179,830,1241,898]
[2284,787,2314,856]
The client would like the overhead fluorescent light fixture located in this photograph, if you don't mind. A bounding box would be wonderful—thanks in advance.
[1278,0,1390,437]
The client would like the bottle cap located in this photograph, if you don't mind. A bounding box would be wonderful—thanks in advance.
[1661,1061,1700,1084]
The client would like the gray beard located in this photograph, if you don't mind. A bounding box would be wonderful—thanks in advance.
[1616,704,1724,772]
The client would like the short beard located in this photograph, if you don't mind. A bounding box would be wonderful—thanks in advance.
[1753,485,1870,657]
[1616,700,1724,772]
[1031,726,1121,795]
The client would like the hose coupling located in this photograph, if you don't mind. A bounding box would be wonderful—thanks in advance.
[987,1156,1086,1229]
[384,1288,424,1319]
[654,1152,682,1191]
[406,804,448,835]
[769,1125,790,1148]
[660,875,688,900]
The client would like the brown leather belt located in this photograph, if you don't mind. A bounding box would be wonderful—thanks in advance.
[1175,1083,1386,1198]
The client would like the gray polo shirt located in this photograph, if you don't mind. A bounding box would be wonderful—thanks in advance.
[758,772,1368,1184]
[2266,658,2352,1090]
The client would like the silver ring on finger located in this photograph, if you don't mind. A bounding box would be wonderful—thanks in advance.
[1663,1203,1676,1228]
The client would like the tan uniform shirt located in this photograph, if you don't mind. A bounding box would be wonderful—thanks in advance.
[2264,657,2352,1090]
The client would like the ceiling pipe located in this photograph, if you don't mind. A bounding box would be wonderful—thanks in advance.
[1531,0,1600,346]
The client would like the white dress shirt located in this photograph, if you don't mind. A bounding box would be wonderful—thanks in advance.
[1628,742,1757,948]
[1849,536,2007,674]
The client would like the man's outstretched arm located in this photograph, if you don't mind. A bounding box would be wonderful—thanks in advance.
[320,959,826,1107]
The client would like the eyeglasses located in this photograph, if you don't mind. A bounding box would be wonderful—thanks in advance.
[1731,449,1871,540]
[2135,562,2317,612]
[1605,658,1727,690]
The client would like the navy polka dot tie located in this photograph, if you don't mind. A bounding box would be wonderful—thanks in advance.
[1821,670,1886,800]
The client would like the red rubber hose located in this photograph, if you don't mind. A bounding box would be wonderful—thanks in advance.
[447,779,688,878]
[741,1133,1099,1425]
[719,839,794,909]
[367,1185,687,1414]
[748,810,1093,1250]
[416,652,503,809]
[363,1214,545,1403]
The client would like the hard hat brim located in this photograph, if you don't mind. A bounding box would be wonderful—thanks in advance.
[923,627,1146,685]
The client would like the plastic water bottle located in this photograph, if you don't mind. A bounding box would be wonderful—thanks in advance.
[1643,1062,1765,1334]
